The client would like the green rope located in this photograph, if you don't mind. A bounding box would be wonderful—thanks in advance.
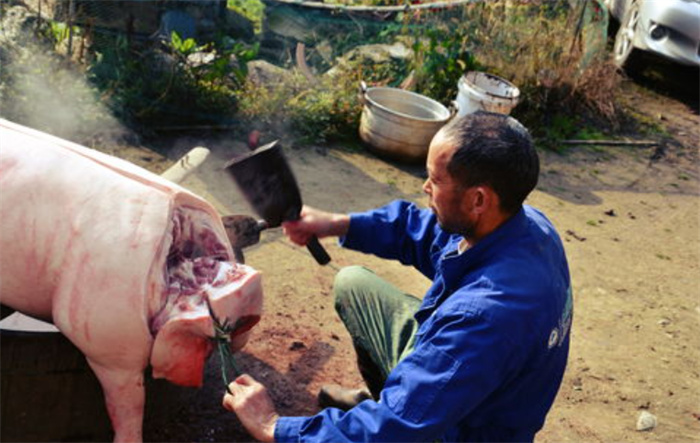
[216,337,241,394]
[206,297,243,394]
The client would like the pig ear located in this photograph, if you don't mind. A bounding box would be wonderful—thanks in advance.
[150,317,213,387]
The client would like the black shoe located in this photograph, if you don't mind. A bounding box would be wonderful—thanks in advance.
[318,384,372,411]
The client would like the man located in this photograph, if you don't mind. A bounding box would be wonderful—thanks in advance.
[222,111,573,442]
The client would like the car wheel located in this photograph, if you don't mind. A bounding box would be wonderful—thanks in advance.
[613,0,641,68]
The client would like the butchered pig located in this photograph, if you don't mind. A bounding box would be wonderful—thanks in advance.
[0,118,263,442]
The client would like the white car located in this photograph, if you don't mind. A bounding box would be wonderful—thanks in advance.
[605,0,700,67]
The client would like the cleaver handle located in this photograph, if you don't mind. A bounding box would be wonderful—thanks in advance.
[307,235,331,265]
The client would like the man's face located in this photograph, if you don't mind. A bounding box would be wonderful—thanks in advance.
[423,134,475,236]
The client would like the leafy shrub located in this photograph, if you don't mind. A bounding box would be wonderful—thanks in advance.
[237,69,362,143]
[409,22,480,104]
[228,0,265,33]
[87,31,258,128]
[454,0,622,146]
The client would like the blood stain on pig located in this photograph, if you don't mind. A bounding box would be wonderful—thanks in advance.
[230,315,261,338]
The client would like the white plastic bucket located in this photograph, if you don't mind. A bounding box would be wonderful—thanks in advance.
[456,72,520,117]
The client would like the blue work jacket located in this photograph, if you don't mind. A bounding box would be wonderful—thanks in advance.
[275,200,572,442]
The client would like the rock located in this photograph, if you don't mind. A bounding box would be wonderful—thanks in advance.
[159,10,196,41]
[657,318,671,327]
[246,60,295,87]
[289,341,306,351]
[324,42,413,79]
[386,42,413,60]
[150,50,178,72]
[345,42,412,64]
[0,5,52,47]
[223,9,255,40]
[187,51,216,68]
[265,6,314,43]
[636,411,657,431]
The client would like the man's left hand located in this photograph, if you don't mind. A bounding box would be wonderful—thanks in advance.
[222,374,279,442]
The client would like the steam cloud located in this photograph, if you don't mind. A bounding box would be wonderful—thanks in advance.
[0,5,129,146]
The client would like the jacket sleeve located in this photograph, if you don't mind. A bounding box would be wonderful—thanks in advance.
[273,298,521,443]
[338,200,442,279]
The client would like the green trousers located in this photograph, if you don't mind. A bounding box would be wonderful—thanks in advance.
[333,265,422,398]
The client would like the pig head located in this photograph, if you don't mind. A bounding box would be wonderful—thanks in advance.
[0,118,263,442]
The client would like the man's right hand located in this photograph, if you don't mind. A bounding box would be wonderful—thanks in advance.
[282,205,350,246]
[223,374,278,443]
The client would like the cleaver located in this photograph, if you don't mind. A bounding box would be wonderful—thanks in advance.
[224,141,331,265]
[222,215,268,264]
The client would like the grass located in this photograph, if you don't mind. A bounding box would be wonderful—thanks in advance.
[451,1,622,147]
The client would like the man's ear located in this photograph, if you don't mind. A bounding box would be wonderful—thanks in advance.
[472,186,487,213]
[473,186,498,214]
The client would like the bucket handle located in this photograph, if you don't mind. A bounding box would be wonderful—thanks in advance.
[448,100,460,120]
[358,81,368,105]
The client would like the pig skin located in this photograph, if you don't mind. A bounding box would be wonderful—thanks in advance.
[0,118,263,442]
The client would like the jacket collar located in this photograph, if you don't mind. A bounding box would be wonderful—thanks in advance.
[417,206,529,320]
[443,206,529,269]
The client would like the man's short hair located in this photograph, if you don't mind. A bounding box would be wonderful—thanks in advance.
[441,111,539,214]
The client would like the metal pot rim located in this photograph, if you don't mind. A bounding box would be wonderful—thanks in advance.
[363,86,451,122]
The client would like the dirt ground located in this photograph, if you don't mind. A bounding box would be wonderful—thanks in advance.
[106,66,698,443]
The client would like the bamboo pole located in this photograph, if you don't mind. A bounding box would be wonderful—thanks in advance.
[561,139,660,147]
[67,0,75,56]
[263,0,482,13]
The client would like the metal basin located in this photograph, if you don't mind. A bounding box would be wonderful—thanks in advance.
[359,82,455,163]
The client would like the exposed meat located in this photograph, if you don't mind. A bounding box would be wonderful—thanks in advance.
[0,118,263,442]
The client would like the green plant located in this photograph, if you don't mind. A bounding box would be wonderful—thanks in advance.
[170,31,200,56]
[228,0,265,33]
[237,67,363,144]
[45,20,81,53]
[575,126,606,140]
[410,23,479,104]
[49,21,71,44]
[168,32,259,88]
[87,31,258,127]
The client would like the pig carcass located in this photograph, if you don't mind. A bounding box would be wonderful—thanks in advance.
[0,118,263,442]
